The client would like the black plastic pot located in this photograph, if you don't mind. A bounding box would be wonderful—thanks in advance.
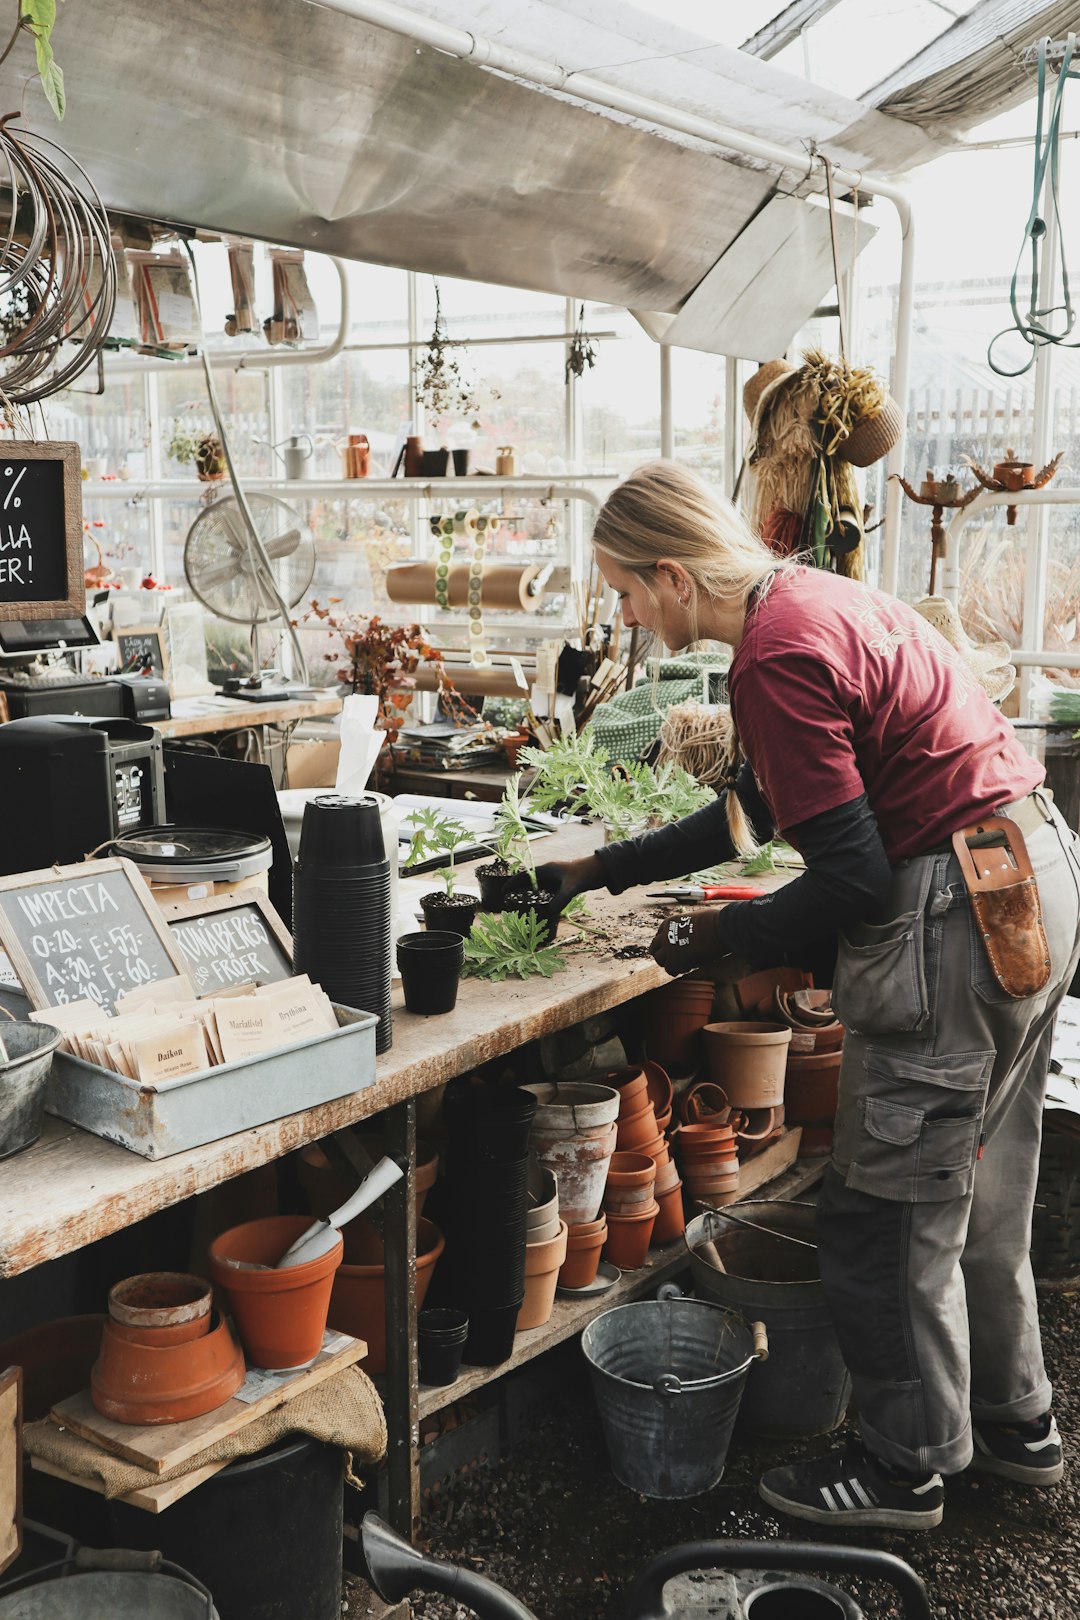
[397,931,464,1016]
[420,448,449,476]
[451,448,470,476]
[418,1308,469,1386]
[503,889,561,945]
[297,793,386,865]
[477,861,532,912]
[421,891,480,938]
[443,1084,537,1161]
[462,1300,523,1366]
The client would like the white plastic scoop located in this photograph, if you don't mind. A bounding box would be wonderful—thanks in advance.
[275,1155,405,1269]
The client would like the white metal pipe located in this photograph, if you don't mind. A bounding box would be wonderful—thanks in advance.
[1020,197,1060,714]
[1010,649,1080,670]
[659,344,674,460]
[236,257,350,369]
[312,0,914,574]
[942,485,1080,600]
[82,476,608,508]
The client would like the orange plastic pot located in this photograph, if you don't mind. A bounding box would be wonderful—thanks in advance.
[91,1309,245,1424]
[209,1214,343,1371]
[519,1221,569,1330]
[327,1216,445,1375]
[702,1022,791,1109]
[603,1201,658,1269]
[652,1180,686,1244]
[559,1217,607,1289]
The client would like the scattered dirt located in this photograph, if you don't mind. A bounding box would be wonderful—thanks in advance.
[388,1290,1080,1620]
[613,945,651,960]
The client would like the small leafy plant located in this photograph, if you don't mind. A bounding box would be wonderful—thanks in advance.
[404,808,477,898]
[521,727,712,839]
[462,910,567,982]
[492,773,538,889]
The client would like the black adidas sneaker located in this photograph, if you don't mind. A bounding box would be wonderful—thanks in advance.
[970,1413,1064,1485]
[759,1442,945,1530]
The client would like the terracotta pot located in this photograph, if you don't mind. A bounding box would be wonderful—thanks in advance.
[785,1053,842,1125]
[91,1310,245,1425]
[327,1216,444,1376]
[641,980,715,1069]
[810,1021,845,1053]
[209,1215,344,1371]
[604,1187,656,1215]
[606,1151,657,1190]
[559,1217,607,1289]
[603,1201,659,1269]
[734,967,810,1017]
[653,1157,681,1195]
[298,1137,439,1226]
[636,1131,670,1165]
[519,1221,569,1330]
[615,1102,661,1150]
[108,1270,212,1334]
[775,988,834,1027]
[600,1067,647,1114]
[642,1060,674,1119]
[676,1081,731,1125]
[105,1315,212,1349]
[798,1124,835,1157]
[0,1314,106,1420]
[654,1105,673,1136]
[525,1082,620,1136]
[652,1180,686,1244]
[530,1119,617,1226]
[672,1119,738,1154]
[702,1022,791,1109]
[789,1030,817,1055]
[736,1104,785,1144]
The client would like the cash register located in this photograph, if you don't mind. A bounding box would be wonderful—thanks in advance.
[0,614,171,722]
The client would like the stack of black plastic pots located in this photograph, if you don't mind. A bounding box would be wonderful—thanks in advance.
[292,794,393,1054]
[433,1082,538,1365]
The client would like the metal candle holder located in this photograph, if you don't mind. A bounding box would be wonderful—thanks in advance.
[893,471,980,595]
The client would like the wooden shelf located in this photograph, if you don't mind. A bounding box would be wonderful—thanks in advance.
[417,1155,825,1421]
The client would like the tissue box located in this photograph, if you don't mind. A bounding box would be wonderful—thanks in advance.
[286,738,341,789]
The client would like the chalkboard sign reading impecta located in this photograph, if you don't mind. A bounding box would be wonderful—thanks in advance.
[163,893,293,992]
[0,442,85,622]
[0,858,186,1017]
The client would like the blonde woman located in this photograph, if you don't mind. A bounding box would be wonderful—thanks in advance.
[538,460,1080,1531]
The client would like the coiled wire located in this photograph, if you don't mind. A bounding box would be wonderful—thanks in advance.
[0,114,115,404]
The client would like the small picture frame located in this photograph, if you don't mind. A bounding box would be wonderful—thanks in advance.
[113,624,168,680]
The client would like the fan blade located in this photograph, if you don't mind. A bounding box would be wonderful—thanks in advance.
[264,528,301,559]
[196,557,247,591]
[217,505,250,555]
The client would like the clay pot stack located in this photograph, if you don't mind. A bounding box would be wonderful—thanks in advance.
[776,989,844,1157]
[601,1151,658,1269]
[671,1111,741,1207]
[436,1081,538,1365]
[606,1066,684,1251]
[91,1271,245,1425]
[526,1081,619,1293]
[639,977,715,1072]
[520,1161,565,1330]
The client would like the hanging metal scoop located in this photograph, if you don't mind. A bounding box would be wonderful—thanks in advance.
[275,1155,405,1269]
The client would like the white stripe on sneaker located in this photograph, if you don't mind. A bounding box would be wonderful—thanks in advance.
[833,1483,856,1510]
[849,1478,875,1508]
[819,1486,838,1511]
[912,1474,944,1495]
[1025,1420,1061,1454]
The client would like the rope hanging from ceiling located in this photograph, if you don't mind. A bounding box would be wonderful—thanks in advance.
[0,114,115,405]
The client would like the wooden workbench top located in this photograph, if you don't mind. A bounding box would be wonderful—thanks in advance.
[0,826,793,1278]
[149,691,341,740]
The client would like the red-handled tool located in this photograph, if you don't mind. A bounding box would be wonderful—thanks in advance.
[647,883,765,902]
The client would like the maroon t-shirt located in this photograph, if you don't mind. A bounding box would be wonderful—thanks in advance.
[728,569,1042,862]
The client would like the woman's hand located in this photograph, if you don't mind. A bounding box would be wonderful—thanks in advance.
[533,853,607,912]
[648,909,727,974]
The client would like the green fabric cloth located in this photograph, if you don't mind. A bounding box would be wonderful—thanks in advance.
[591,651,730,760]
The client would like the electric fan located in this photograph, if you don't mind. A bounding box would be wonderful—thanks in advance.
[183,492,316,681]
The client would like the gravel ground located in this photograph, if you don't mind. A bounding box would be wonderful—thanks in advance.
[363,1289,1079,1620]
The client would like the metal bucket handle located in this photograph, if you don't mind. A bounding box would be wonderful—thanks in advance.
[649,1317,769,1395]
[0,1547,216,1615]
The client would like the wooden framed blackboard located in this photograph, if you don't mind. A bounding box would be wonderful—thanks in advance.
[113,625,168,679]
[162,893,294,992]
[0,857,186,1017]
[0,441,85,622]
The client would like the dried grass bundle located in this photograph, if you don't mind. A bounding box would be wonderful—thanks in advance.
[802,346,887,458]
[748,367,820,535]
[657,701,734,787]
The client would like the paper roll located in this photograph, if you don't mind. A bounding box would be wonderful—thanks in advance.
[385,563,546,611]
[412,662,531,696]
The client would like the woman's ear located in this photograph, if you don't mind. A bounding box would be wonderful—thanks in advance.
[657,559,693,605]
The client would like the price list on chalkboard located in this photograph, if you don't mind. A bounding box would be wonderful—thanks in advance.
[0,859,185,1016]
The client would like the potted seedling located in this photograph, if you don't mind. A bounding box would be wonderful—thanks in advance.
[486,774,563,942]
[167,415,227,481]
[405,808,481,937]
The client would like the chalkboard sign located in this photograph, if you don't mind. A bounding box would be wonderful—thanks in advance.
[163,893,294,993]
[114,625,168,678]
[0,857,186,1017]
[0,442,85,623]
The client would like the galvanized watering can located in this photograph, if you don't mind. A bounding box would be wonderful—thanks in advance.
[362,1515,933,1619]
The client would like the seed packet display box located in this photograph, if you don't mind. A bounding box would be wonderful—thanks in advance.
[45,1002,378,1159]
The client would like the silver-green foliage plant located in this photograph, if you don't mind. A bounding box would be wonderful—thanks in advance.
[492,772,538,888]
[462,910,567,982]
[520,727,712,840]
[404,807,476,898]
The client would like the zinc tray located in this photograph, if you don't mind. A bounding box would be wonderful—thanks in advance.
[45,1003,378,1159]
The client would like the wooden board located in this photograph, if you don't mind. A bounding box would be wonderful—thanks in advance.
[0,441,85,622]
[735,1126,802,1199]
[0,857,186,1017]
[50,1329,366,1475]
[0,1367,21,1577]
[31,1452,227,1515]
[163,892,293,993]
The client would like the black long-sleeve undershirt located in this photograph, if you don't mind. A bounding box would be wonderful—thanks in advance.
[595,782,893,975]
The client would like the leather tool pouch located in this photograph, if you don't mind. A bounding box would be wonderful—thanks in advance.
[951,816,1052,999]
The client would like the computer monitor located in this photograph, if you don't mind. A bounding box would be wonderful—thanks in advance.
[0,616,102,661]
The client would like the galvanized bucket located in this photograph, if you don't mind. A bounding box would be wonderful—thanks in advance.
[0,1552,218,1619]
[581,1297,766,1498]
[686,1202,852,1437]
[0,1022,61,1162]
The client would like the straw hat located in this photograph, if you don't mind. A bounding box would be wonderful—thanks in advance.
[914,596,1016,705]
[743,359,795,427]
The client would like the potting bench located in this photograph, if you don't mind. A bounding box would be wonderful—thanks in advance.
[0,826,813,1541]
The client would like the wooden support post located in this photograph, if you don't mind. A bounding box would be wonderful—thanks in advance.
[382,1099,420,1543]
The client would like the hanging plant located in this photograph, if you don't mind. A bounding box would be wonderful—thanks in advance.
[415,280,497,420]
[565,304,598,384]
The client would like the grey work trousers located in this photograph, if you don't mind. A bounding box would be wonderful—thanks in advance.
[817,791,1080,1476]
